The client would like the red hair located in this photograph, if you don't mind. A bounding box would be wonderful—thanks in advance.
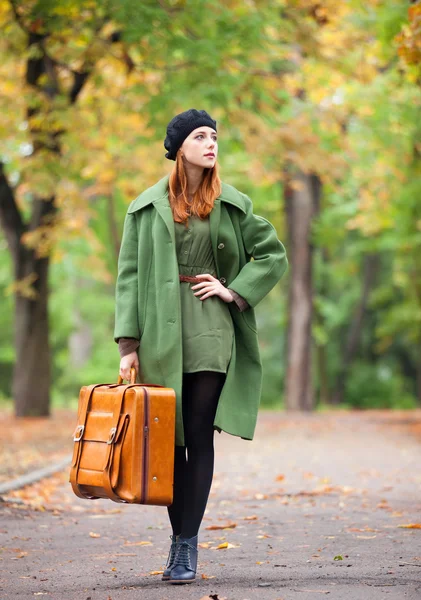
[168,150,222,224]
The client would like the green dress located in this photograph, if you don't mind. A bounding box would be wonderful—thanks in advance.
[174,214,234,374]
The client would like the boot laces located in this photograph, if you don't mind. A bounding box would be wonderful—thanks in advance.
[165,535,178,567]
[173,540,193,568]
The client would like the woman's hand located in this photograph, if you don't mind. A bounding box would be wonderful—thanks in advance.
[119,351,139,382]
[191,273,235,303]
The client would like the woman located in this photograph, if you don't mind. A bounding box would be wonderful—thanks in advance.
[114,108,288,584]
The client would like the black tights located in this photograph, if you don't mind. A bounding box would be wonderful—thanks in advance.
[167,371,226,539]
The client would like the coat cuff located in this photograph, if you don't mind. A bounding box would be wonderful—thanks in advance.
[228,289,250,312]
[118,337,140,358]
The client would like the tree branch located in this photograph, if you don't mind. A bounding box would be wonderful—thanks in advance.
[9,0,29,34]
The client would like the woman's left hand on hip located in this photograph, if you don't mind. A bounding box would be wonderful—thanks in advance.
[191,273,234,303]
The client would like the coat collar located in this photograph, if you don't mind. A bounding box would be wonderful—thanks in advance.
[127,174,247,215]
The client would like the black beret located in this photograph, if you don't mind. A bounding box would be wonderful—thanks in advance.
[164,108,217,161]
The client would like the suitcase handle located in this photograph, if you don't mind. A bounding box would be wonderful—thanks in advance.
[117,367,137,384]
[116,368,165,389]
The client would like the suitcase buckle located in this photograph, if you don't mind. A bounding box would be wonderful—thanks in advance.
[107,427,117,444]
[73,425,85,441]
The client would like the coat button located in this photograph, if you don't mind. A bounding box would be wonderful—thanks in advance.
[218,243,225,249]
[220,277,226,284]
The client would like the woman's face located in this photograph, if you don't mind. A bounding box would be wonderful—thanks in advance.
[180,126,218,168]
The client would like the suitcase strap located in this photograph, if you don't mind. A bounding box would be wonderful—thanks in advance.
[69,384,106,500]
[102,413,131,503]
[101,387,132,503]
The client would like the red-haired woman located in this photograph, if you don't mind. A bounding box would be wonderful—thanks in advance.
[114,109,288,584]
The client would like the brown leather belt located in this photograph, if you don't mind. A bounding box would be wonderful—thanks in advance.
[179,274,201,284]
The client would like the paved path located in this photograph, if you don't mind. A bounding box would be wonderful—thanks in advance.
[2,410,421,600]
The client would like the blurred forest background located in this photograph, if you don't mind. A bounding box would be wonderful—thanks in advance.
[0,0,420,416]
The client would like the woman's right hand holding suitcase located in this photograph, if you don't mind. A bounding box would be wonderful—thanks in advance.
[120,351,139,382]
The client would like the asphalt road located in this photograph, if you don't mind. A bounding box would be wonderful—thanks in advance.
[2,410,421,600]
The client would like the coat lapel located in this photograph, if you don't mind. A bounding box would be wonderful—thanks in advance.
[209,199,221,272]
[153,195,176,245]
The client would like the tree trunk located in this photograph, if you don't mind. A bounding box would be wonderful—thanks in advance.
[13,252,51,416]
[331,253,380,405]
[284,170,321,411]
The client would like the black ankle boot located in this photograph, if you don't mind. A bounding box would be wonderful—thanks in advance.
[161,534,179,581]
[169,534,198,584]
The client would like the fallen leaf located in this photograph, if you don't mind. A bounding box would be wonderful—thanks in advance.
[243,515,258,520]
[333,555,343,560]
[149,570,164,575]
[124,540,152,546]
[205,522,237,530]
[216,542,237,550]
[398,523,421,529]
[89,532,101,538]
[275,474,285,481]
[201,573,216,579]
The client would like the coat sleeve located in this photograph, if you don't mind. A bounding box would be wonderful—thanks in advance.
[114,211,141,343]
[227,194,288,308]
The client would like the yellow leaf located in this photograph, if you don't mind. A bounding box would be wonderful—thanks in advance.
[398,523,421,529]
[149,570,164,575]
[89,532,101,538]
[216,542,237,550]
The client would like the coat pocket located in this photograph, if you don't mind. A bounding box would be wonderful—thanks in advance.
[240,309,258,333]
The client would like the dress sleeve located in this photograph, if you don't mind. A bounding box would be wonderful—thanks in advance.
[118,338,140,358]
[228,288,250,312]
[228,194,288,308]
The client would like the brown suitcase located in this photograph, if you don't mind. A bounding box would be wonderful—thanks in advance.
[69,368,176,505]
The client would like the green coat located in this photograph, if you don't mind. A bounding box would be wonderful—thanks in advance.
[114,174,288,446]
